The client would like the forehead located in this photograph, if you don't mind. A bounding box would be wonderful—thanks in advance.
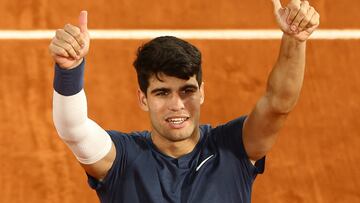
[147,73,198,90]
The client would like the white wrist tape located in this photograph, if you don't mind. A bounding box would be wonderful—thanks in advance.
[53,89,112,164]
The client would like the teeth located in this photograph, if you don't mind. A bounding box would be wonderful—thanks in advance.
[167,117,187,124]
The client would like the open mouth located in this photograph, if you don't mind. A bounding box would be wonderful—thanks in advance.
[165,117,190,128]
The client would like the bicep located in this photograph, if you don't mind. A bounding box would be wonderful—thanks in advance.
[243,95,288,161]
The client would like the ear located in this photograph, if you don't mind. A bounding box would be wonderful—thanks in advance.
[200,82,205,105]
[137,89,149,111]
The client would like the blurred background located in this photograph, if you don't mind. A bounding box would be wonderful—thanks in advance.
[0,0,359,202]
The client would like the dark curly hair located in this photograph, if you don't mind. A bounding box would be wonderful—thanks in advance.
[133,36,202,94]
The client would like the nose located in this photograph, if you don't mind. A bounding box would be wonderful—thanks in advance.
[168,93,185,111]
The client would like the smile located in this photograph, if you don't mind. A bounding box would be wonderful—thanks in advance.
[165,117,189,128]
[166,117,188,124]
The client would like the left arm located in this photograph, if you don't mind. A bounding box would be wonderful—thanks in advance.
[243,0,320,161]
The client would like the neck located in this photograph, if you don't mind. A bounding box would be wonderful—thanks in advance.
[151,128,200,158]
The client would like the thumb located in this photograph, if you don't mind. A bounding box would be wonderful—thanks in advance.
[271,0,282,12]
[79,10,88,33]
[271,0,288,17]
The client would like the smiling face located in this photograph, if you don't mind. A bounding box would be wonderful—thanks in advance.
[138,73,204,146]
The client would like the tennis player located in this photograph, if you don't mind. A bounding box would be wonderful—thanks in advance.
[49,0,319,202]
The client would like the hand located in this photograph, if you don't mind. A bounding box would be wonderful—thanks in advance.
[49,11,90,69]
[272,0,320,42]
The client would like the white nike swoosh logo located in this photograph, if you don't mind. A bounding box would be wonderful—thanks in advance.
[196,155,214,171]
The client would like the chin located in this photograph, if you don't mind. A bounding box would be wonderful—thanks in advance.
[164,128,196,142]
[165,133,191,142]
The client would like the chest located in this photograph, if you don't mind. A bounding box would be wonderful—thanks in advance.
[117,149,253,203]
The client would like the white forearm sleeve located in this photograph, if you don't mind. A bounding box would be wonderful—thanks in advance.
[53,89,112,164]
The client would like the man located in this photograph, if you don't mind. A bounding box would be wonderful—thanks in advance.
[49,0,319,202]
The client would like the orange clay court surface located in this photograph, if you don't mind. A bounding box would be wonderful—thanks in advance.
[0,0,359,202]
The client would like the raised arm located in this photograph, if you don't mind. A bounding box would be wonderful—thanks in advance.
[243,0,320,161]
[49,11,116,180]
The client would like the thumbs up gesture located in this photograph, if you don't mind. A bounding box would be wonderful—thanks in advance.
[272,0,320,41]
[49,11,90,69]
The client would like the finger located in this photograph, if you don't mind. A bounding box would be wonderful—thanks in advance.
[79,10,88,33]
[52,38,78,59]
[49,42,69,58]
[308,11,320,28]
[290,1,310,31]
[298,6,315,31]
[271,0,283,13]
[287,0,301,24]
[63,24,85,48]
[56,28,82,54]
[272,0,289,18]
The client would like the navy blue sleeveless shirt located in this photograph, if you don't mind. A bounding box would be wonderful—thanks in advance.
[88,116,265,203]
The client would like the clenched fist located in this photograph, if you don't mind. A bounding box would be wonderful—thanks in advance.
[49,11,90,69]
[272,0,320,41]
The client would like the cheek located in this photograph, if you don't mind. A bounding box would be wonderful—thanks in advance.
[184,98,201,113]
[148,101,166,119]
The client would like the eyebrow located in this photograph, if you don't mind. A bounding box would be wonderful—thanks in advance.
[179,84,198,91]
[150,84,199,95]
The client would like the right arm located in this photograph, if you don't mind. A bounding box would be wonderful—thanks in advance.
[49,11,116,180]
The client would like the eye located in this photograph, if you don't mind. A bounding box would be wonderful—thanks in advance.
[183,88,196,94]
[156,91,169,96]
